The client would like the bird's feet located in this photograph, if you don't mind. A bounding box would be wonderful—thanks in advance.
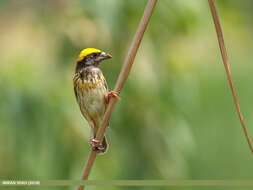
[89,139,100,151]
[89,138,107,153]
[107,91,120,104]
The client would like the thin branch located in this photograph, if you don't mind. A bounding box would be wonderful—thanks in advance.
[77,0,158,190]
[208,0,253,154]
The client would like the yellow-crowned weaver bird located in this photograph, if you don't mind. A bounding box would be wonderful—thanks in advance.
[73,48,119,154]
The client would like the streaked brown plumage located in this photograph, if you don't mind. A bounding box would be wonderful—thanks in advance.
[73,48,117,154]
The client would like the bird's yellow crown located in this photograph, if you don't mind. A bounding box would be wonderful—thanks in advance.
[77,48,101,62]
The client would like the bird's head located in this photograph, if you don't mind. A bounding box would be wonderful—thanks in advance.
[76,48,112,71]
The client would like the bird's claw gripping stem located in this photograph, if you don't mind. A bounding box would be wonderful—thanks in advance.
[107,91,120,104]
[90,139,100,150]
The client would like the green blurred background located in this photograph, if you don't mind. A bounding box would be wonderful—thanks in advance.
[1,0,253,190]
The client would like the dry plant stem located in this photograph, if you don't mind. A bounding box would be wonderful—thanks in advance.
[77,0,158,190]
[96,0,157,142]
[208,0,253,153]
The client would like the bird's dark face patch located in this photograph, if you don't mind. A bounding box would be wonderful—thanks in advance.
[80,53,100,65]
[76,53,100,72]
[75,52,112,73]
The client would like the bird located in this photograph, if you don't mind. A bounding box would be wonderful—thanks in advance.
[73,48,119,154]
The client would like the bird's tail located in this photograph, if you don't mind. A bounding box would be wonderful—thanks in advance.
[96,136,108,155]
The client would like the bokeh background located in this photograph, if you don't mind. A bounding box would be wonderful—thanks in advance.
[1,0,253,190]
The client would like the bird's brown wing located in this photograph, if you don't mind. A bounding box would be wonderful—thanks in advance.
[74,86,91,122]
[73,73,94,126]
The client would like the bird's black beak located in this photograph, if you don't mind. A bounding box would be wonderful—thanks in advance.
[96,52,112,62]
